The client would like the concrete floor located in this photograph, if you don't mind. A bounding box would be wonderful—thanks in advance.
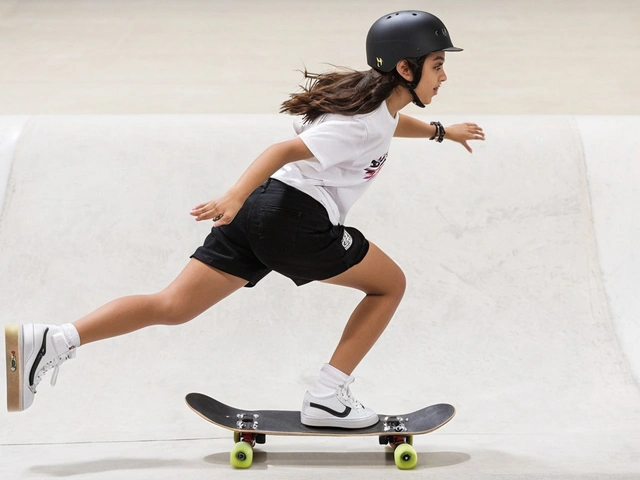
[1,1,639,479]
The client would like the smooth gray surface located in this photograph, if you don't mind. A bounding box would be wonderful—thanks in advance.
[0,0,638,115]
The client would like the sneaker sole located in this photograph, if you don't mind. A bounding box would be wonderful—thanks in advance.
[5,324,22,412]
[300,412,379,429]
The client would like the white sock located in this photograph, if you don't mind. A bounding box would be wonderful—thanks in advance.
[61,323,81,349]
[309,363,350,397]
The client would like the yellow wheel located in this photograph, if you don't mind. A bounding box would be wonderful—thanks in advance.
[233,431,241,443]
[230,441,253,469]
[394,443,417,470]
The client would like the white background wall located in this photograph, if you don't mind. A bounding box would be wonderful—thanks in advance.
[0,2,639,479]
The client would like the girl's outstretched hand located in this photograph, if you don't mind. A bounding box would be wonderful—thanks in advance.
[445,123,485,153]
[190,191,245,227]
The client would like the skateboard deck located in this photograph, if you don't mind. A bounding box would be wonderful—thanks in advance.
[185,392,455,469]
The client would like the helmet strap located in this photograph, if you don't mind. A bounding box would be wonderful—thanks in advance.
[406,82,426,108]
[399,56,427,108]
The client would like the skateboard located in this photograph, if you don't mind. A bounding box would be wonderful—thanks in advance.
[185,392,455,470]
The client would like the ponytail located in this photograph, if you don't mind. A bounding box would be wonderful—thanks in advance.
[280,67,402,123]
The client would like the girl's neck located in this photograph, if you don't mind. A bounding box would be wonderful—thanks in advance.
[385,86,413,118]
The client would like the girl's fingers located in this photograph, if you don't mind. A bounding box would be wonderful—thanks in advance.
[191,202,219,220]
[192,208,217,221]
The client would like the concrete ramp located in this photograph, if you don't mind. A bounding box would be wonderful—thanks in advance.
[579,117,640,386]
[0,116,30,216]
[1,115,640,479]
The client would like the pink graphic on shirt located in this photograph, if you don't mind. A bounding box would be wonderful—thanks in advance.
[364,153,388,180]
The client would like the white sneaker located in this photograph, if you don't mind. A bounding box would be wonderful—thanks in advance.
[301,377,378,429]
[5,324,76,412]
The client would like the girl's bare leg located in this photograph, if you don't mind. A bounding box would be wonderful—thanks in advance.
[74,259,247,345]
[321,242,406,375]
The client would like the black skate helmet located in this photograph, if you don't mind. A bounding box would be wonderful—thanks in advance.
[366,11,462,107]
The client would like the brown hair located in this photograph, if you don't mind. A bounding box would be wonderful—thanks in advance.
[280,57,425,123]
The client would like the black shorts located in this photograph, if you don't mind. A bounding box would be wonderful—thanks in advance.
[191,178,369,287]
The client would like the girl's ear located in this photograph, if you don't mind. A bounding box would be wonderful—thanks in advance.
[395,59,414,82]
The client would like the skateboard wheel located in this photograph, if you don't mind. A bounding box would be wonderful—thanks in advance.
[406,435,414,446]
[379,436,389,445]
[233,431,241,443]
[394,443,417,470]
[230,442,253,469]
[256,434,266,444]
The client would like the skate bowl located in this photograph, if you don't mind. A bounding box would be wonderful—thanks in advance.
[1,114,640,479]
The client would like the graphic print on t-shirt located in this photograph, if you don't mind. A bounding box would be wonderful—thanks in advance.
[364,152,388,180]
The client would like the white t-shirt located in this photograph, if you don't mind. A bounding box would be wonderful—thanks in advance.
[272,101,399,225]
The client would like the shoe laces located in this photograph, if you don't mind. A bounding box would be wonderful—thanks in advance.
[337,377,365,411]
[30,347,76,393]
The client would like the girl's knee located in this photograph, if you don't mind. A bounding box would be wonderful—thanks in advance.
[372,263,406,300]
[398,269,407,295]
[153,292,192,326]
[390,267,407,299]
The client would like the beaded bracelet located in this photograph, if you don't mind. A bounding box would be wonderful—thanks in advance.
[429,121,446,143]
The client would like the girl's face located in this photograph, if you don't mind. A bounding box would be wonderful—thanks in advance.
[414,52,448,105]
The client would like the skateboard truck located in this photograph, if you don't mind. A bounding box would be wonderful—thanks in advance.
[236,413,259,430]
[383,416,408,433]
[379,416,412,450]
[234,413,266,447]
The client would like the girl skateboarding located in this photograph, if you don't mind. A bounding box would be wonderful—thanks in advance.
[5,10,484,428]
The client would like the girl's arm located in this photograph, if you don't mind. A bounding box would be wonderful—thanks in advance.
[190,137,312,226]
[394,114,439,138]
[395,114,485,153]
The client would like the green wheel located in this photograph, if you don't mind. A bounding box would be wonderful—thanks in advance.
[406,435,414,446]
[394,443,417,470]
[230,442,253,469]
[233,431,241,443]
